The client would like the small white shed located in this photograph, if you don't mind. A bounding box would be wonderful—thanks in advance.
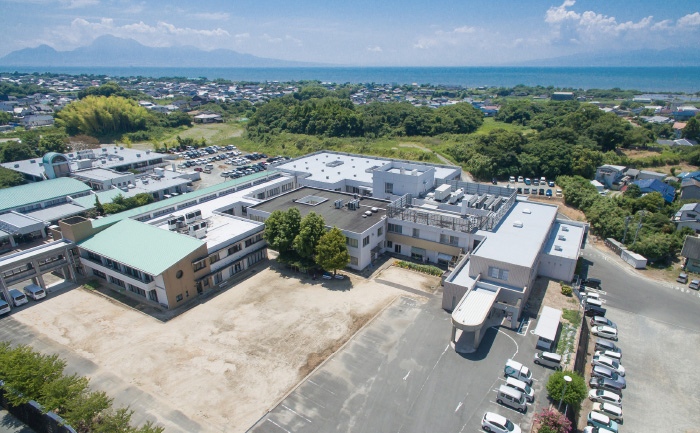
[590,180,604,193]
[533,306,562,351]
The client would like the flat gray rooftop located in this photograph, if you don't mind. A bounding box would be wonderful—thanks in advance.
[544,221,586,259]
[251,187,389,234]
[275,152,460,186]
[474,200,558,268]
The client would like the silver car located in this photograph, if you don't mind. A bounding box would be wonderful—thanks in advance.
[592,325,618,341]
[590,377,625,393]
[592,402,623,423]
[591,366,626,389]
[592,355,625,376]
[588,389,622,407]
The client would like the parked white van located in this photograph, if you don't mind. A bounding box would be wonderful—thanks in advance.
[497,385,527,412]
[505,377,534,402]
[23,284,46,301]
[8,289,27,307]
[504,359,533,385]
[0,299,10,316]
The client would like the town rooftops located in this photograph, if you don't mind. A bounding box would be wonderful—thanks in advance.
[80,218,205,276]
[681,236,700,261]
[251,187,389,234]
[0,177,91,213]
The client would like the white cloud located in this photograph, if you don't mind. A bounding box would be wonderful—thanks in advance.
[262,33,282,43]
[677,12,700,28]
[367,46,382,52]
[414,25,479,49]
[545,0,580,24]
[42,18,231,50]
[193,12,230,21]
[285,35,302,46]
[651,19,672,31]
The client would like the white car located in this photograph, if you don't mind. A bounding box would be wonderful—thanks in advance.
[592,325,618,341]
[588,389,622,407]
[595,350,621,362]
[592,355,625,376]
[592,402,623,423]
[481,412,521,433]
[0,300,10,316]
[583,427,615,433]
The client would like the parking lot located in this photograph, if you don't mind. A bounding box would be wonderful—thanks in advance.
[581,304,700,433]
[251,289,560,433]
[0,263,439,432]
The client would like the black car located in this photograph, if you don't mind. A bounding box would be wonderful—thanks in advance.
[539,188,545,195]
[517,188,522,194]
[584,278,602,289]
[491,178,498,185]
[585,304,607,317]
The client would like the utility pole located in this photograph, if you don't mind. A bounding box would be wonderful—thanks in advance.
[622,216,632,244]
[632,211,648,246]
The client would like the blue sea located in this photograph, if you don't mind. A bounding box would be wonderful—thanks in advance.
[2,66,699,93]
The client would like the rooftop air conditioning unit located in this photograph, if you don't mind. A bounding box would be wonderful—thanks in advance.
[364,211,372,217]
[513,220,523,228]
[562,226,569,232]
[523,208,532,214]
[371,207,378,213]
[554,245,563,251]
[558,235,566,241]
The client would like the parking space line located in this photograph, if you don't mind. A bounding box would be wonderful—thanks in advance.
[403,370,411,381]
[491,326,518,358]
[455,402,463,412]
[267,419,292,433]
[307,379,337,396]
[281,404,312,423]
[489,401,522,414]
[298,393,327,409]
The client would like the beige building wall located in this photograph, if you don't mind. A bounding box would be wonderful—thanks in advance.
[159,244,210,308]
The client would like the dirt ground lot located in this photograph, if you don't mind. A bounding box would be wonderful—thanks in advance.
[5,263,438,432]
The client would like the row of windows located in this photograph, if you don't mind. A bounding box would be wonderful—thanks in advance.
[109,275,126,288]
[245,233,263,247]
[87,251,153,283]
[440,234,459,246]
[193,260,207,272]
[388,223,402,234]
[2,263,33,278]
[362,236,370,247]
[281,182,294,192]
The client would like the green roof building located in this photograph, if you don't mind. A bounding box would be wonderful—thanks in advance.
[0,177,92,214]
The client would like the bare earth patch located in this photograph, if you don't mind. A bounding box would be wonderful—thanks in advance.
[8,263,408,432]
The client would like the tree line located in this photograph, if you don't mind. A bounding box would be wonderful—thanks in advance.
[447,100,656,181]
[0,342,162,433]
[264,208,350,274]
[557,175,692,260]
[246,92,484,139]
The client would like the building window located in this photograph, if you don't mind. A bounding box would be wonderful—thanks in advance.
[109,276,125,288]
[385,183,393,194]
[377,227,383,236]
[209,253,220,265]
[193,260,206,272]
[247,249,265,266]
[350,256,358,265]
[176,294,183,302]
[228,243,242,255]
[346,237,358,248]
[175,270,183,279]
[386,241,393,248]
[488,266,509,281]
[388,223,402,234]
[92,269,106,279]
[412,228,420,238]
[245,233,263,247]
[363,236,370,247]
[440,234,459,246]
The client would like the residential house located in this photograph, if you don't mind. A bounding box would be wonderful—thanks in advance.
[595,165,627,189]
[672,203,700,232]
[630,179,676,203]
[672,106,699,121]
[551,92,574,101]
[673,122,687,138]
[19,115,54,128]
[638,170,667,182]
[680,178,700,201]
[681,235,700,273]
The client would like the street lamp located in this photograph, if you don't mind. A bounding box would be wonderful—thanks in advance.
[558,375,572,411]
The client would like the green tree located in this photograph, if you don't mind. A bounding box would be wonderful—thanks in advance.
[19,130,40,148]
[95,196,105,216]
[55,95,152,137]
[263,210,286,251]
[39,133,69,154]
[0,111,13,125]
[294,212,326,261]
[624,183,642,199]
[0,166,25,189]
[629,232,681,260]
[682,116,700,141]
[545,371,587,411]
[315,226,350,275]
[0,343,66,406]
[279,207,302,252]
[1,141,35,163]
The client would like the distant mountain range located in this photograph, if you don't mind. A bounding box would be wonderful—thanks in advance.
[513,47,700,67]
[0,35,325,67]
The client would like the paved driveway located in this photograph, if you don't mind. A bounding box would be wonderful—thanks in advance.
[250,294,558,433]
[582,242,700,432]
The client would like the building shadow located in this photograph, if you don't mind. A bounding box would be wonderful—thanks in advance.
[456,325,499,361]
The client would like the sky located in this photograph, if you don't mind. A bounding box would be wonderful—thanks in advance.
[1,0,700,66]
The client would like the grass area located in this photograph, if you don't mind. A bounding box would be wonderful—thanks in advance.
[562,308,581,325]
[473,117,534,135]
[158,121,244,145]
[394,260,444,276]
[556,322,576,357]
[83,279,101,290]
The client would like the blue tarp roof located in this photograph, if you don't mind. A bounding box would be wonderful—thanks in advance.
[632,179,676,203]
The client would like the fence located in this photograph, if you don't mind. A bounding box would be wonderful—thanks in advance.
[0,386,76,433]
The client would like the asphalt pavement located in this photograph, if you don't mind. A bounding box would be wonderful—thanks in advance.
[250,295,556,433]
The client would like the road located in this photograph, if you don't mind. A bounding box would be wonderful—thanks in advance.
[581,242,700,332]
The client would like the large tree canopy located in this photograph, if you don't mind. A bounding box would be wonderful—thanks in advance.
[55,95,152,137]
